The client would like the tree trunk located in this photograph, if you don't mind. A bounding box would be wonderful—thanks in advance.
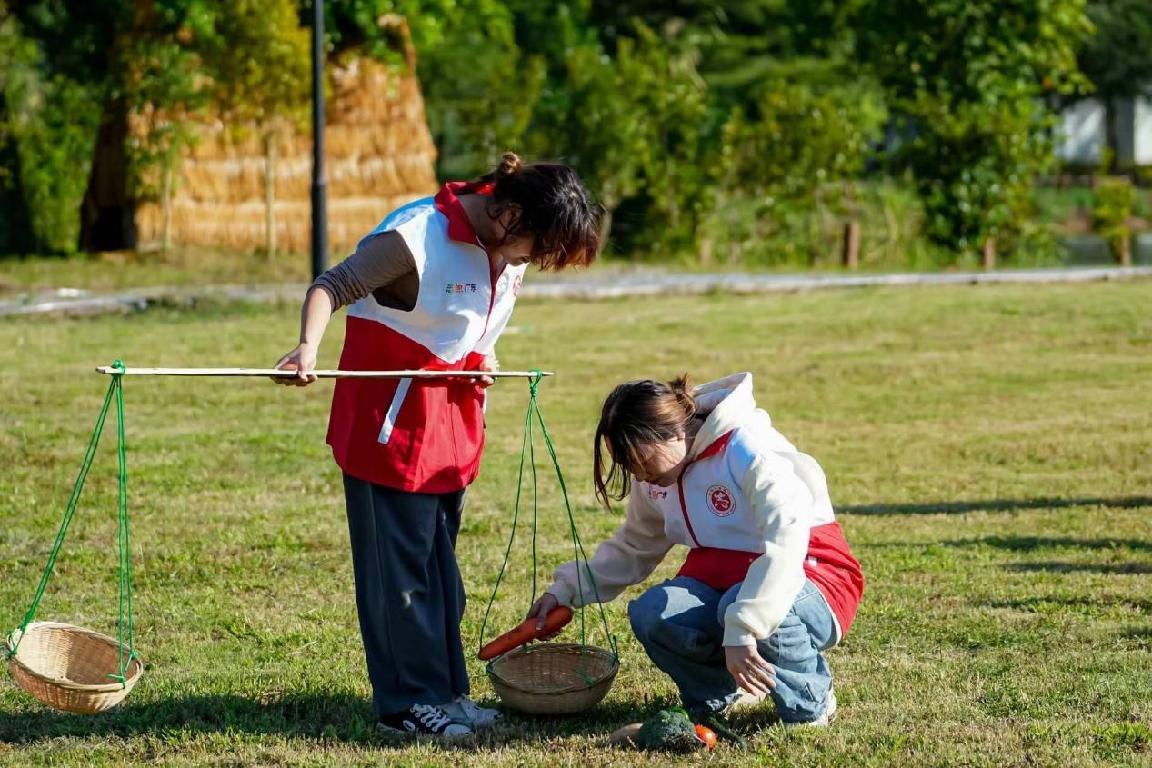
[982,237,997,270]
[842,220,861,269]
[264,131,277,259]
[161,161,173,253]
[79,96,137,252]
[1104,96,1120,175]
[1118,233,1132,267]
[597,206,613,257]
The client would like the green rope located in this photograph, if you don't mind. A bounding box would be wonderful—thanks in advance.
[477,380,536,654]
[478,371,617,663]
[6,361,136,687]
[531,394,618,659]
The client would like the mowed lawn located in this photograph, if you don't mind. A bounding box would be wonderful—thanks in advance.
[1,281,1149,767]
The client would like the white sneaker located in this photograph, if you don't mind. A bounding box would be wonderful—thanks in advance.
[442,695,502,729]
[377,703,474,739]
[784,689,837,727]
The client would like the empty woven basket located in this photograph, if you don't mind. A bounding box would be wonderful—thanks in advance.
[487,643,618,715]
[7,622,143,714]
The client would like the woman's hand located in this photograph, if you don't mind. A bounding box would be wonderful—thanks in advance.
[274,343,318,386]
[526,593,563,638]
[471,355,498,388]
[725,644,776,697]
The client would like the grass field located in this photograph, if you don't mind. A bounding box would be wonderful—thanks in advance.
[1,280,1149,766]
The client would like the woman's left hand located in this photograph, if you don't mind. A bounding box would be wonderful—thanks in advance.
[725,644,776,697]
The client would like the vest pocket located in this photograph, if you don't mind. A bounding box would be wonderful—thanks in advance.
[377,377,413,445]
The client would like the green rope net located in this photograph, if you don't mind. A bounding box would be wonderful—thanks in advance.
[6,362,596,691]
[479,371,618,671]
[5,361,137,684]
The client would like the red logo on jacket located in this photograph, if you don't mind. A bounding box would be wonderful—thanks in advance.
[707,485,733,516]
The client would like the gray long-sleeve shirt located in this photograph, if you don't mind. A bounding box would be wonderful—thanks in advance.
[312,231,419,312]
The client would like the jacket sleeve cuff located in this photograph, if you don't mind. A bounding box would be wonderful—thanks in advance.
[723,627,759,647]
[546,582,576,607]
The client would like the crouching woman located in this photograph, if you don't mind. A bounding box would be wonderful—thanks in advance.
[528,373,864,726]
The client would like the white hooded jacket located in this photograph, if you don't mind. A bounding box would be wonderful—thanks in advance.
[547,372,852,647]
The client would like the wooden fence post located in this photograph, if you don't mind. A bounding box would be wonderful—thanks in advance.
[982,237,997,270]
[841,220,861,270]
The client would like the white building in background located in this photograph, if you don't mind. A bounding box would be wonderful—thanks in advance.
[1057,96,1152,167]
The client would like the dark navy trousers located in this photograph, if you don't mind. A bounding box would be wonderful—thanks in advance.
[343,474,469,715]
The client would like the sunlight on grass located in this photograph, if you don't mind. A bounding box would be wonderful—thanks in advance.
[1,281,1149,766]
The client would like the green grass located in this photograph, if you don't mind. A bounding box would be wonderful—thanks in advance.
[1,281,1150,767]
[0,248,315,293]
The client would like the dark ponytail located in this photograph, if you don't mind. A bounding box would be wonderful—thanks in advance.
[468,151,604,271]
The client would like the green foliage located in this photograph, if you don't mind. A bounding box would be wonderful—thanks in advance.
[859,0,1092,259]
[416,1,545,179]
[587,25,710,250]
[635,708,703,752]
[0,0,1111,263]
[1079,0,1152,103]
[0,11,99,254]
[1094,722,1152,758]
[210,0,310,129]
[125,4,220,206]
[1092,177,1136,262]
[694,78,886,265]
[319,0,546,179]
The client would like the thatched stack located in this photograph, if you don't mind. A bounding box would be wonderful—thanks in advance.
[136,52,437,256]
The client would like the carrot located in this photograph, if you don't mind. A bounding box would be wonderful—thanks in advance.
[536,605,574,637]
[478,620,535,660]
[478,606,574,660]
[694,723,718,750]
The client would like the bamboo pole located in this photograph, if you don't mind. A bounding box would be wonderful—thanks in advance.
[95,367,553,378]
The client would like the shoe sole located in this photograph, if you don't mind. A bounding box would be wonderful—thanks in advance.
[376,723,475,743]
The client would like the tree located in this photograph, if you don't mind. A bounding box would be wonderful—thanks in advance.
[9,1,226,252]
[0,5,97,254]
[697,77,886,265]
[1078,0,1152,170]
[318,0,545,179]
[530,24,707,250]
[211,0,309,257]
[859,0,1091,261]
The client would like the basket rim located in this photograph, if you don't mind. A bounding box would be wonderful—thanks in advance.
[6,621,144,693]
[486,642,618,696]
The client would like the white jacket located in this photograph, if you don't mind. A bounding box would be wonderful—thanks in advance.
[548,372,837,646]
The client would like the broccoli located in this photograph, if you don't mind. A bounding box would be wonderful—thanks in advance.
[635,708,705,753]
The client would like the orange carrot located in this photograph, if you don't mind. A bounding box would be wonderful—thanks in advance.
[478,606,574,660]
[536,605,574,637]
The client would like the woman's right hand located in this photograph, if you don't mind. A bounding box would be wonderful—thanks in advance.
[274,342,318,386]
[526,593,562,638]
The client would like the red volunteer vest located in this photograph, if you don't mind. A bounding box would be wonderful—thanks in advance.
[677,523,864,637]
[326,183,525,493]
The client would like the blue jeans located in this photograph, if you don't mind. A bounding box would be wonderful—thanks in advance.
[627,576,836,723]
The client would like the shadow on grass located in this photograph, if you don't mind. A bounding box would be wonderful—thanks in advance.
[1003,561,1152,575]
[838,496,1152,516]
[1118,626,1152,645]
[985,595,1152,613]
[943,535,1152,553]
[0,692,671,749]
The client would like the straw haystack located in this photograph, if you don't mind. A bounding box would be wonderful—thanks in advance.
[136,35,436,256]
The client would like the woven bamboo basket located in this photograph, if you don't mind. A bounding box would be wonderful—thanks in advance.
[6,622,143,714]
[487,643,618,715]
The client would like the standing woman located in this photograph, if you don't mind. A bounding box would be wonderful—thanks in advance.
[274,153,602,739]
